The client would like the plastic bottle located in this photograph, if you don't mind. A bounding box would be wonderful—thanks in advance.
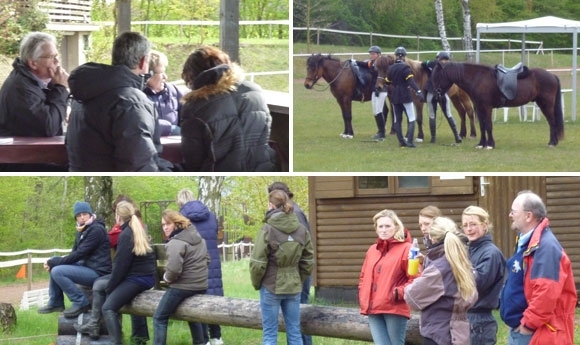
[407,238,420,276]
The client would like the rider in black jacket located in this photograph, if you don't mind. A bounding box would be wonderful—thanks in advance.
[422,51,462,144]
[385,47,424,148]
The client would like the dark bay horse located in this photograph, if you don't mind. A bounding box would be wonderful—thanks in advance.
[431,61,564,149]
[374,54,477,140]
[304,53,387,138]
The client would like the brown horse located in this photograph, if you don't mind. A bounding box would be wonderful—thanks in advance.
[431,61,564,149]
[374,54,477,140]
[303,53,388,138]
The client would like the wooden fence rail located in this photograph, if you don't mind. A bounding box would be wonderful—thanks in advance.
[0,243,254,290]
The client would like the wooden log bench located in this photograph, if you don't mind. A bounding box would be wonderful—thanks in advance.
[119,291,423,344]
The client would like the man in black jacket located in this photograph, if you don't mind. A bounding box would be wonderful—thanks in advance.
[66,32,172,171]
[0,32,69,137]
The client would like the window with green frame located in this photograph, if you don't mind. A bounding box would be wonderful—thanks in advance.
[356,176,430,195]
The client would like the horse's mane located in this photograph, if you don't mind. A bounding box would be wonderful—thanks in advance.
[375,54,422,75]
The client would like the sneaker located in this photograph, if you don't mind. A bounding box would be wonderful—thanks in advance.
[63,304,90,318]
[37,305,65,314]
[210,338,224,345]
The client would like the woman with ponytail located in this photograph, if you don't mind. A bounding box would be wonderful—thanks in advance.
[404,217,478,345]
[250,190,314,345]
[98,201,156,345]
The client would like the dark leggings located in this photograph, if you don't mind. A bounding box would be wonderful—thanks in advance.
[424,337,439,345]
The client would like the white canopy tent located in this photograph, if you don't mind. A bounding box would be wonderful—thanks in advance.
[476,16,580,121]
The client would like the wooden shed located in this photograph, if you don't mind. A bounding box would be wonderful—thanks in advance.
[308,176,580,302]
[40,0,100,71]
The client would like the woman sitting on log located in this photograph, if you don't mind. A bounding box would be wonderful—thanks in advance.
[153,209,209,345]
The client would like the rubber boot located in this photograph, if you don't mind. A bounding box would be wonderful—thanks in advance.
[372,113,386,140]
[405,121,416,148]
[446,115,462,143]
[429,117,437,143]
[103,310,124,345]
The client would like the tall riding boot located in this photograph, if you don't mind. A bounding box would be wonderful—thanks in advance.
[405,121,416,148]
[446,115,463,143]
[372,113,386,140]
[74,286,106,340]
[429,117,437,143]
[394,120,406,147]
[103,310,124,345]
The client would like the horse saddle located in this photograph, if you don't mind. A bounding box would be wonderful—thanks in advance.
[495,62,527,100]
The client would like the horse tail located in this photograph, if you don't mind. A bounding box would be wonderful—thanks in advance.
[554,76,564,140]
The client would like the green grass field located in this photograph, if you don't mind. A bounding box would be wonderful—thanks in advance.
[293,46,580,172]
[2,259,578,344]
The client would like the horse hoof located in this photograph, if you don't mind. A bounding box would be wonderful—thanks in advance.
[484,146,494,150]
[340,133,354,139]
[475,145,484,149]
[416,138,423,143]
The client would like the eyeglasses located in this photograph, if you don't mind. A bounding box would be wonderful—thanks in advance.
[39,54,59,60]
[462,222,482,229]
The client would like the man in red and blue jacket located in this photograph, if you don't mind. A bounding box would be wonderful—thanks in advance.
[500,190,577,345]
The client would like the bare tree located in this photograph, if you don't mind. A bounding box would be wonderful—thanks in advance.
[198,176,225,216]
[461,0,474,61]
[84,177,113,225]
[434,0,451,51]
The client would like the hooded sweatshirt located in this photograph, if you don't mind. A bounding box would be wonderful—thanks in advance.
[250,209,314,294]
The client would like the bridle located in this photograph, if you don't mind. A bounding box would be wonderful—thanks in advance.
[305,57,350,91]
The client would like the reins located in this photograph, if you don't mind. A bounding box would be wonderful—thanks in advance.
[308,59,350,92]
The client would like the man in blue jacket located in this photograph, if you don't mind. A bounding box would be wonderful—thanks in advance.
[500,190,577,345]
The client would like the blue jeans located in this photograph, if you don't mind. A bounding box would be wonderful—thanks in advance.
[468,311,498,345]
[508,328,533,345]
[153,287,206,345]
[300,276,312,345]
[368,314,408,345]
[48,263,100,308]
[260,286,302,345]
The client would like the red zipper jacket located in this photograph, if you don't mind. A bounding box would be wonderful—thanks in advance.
[358,232,417,318]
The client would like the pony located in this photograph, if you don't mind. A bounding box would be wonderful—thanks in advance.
[374,54,477,140]
[303,53,388,138]
[431,61,564,149]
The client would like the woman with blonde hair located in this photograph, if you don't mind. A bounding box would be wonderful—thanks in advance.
[153,209,209,345]
[462,206,505,345]
[101,201,156,345]
[404,217,478,345]
[359,209,417,345]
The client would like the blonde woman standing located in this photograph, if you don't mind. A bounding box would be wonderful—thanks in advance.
[404,217,478,345]
[359,209,417,345]
[462,206,505,345]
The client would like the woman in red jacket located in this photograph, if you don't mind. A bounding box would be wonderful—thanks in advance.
[358,209,419,345]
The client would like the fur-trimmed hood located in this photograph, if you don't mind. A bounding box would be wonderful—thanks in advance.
[182,63,244,102]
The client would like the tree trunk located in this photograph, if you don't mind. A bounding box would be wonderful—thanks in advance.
[119,291,423,344]
[461,0,474,61]
[198,177,225,216]
[0,303,16,334]
[84,177,113,225]
[433,0,450,51]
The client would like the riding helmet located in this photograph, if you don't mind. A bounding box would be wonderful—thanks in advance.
[436,51,451,60]
[368,46,382,54]
[394,46,407,57]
